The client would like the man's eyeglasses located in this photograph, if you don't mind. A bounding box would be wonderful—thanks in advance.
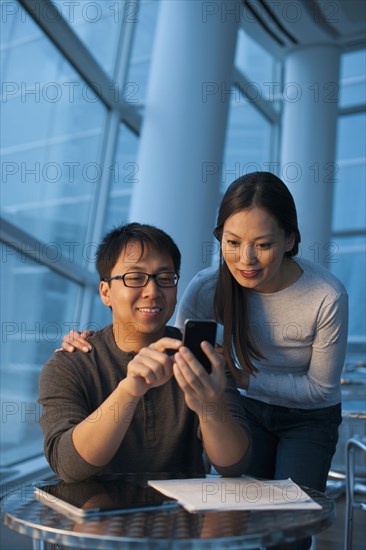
[103,272,180,288]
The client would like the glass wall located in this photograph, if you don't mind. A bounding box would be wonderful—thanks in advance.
[104,124,139,231]
[50,0,124,76]
[1,18,107,260]
[222,30,280,194]
[1,1,365,475]
[223,98,273,185]
[127,0,160,104]
[332,50,366,351]
[0,244,80,465]
[206,30,280,267]
[0,0,157,470]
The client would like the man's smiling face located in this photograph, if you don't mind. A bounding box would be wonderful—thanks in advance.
[99,241,178,351]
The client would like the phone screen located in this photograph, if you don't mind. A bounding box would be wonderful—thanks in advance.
[182,320,217,373]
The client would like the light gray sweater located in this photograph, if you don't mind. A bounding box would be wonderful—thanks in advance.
[176,258,348,409]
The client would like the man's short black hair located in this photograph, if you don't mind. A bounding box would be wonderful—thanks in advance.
[96,223,181,281]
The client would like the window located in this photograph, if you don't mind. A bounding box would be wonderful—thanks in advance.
[0,0,153,472]
[126,0,160,104]
[222,93,273,189]
[332,50,366,351]
[209,30,279,268]
[221,30,279,194]
[1,12,107,260]
[339,50,366,109]
[235,29,281,107]
[334,115,365,233]
[51,0,125,77]
[1,244,80,466]
[104,123,139,231]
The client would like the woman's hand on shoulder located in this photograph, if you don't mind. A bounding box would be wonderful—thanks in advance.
[59,330,94,353]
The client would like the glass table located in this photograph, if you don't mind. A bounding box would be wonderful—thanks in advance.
[1,476,335,549]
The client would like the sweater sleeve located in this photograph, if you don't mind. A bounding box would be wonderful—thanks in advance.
[247,290,348,406]
[208,368,252,477]
[38,355,103,482]
[175,269,217,331]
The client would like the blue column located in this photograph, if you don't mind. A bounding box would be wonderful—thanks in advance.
[129,0,239,292]
[280,44,341,266]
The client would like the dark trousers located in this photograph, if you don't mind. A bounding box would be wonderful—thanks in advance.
[241,397,342,550]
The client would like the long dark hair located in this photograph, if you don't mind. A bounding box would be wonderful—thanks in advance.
[213,172,301,383]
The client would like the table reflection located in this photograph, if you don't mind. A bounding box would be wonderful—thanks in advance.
[3,474,335,549]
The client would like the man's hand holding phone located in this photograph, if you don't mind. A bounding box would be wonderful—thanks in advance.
[173,320,226,415]
[60,320,218,363]
[58,320,227,404]
[123,337,182,398]
[182,319,217,373]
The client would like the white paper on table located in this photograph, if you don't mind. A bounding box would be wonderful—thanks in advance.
[148,476,322,513]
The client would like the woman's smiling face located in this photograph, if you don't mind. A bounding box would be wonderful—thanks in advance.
[222,206,295,293]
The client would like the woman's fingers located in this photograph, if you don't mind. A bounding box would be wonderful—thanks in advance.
[61,330,93,352]
[214,343,224,357]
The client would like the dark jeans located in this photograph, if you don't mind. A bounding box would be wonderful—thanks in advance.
[241,397,342,550]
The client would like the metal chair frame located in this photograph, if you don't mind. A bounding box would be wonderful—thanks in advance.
[344,436,366,550]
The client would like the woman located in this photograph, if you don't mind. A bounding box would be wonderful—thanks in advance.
[62,172,347,549]
[176,171,347,550]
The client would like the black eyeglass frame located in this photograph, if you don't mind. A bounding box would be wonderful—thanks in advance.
[103,272,180,288]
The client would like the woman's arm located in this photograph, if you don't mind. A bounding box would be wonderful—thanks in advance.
[175,268,217,330]
[246,291,349,406]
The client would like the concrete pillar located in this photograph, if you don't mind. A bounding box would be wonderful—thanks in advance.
[280,44,340,266]
[129,0,240,293]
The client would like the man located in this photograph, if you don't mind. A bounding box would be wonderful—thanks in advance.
[39,223,250,482]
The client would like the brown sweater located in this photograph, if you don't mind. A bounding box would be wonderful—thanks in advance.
[39,325,250,482]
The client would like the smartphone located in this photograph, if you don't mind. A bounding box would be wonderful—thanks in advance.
[182,319,217,373]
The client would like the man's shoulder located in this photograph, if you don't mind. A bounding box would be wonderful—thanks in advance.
[87,324,114,347]
[44,325,113,370]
